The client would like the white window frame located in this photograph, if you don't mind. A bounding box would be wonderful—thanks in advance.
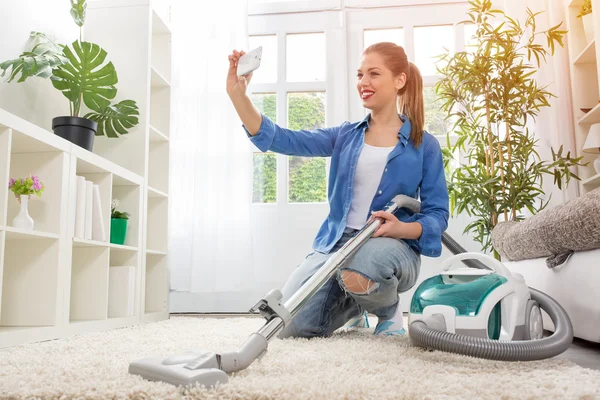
[248,1,472,206]
[248,11,348,206]
[345,3,470,147]
[248,0,468,16]
[248,0,341,16]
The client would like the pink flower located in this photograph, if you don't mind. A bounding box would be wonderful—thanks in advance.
[8,178,15,188]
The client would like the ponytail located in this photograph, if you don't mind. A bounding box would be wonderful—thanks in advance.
[397,62,424,148]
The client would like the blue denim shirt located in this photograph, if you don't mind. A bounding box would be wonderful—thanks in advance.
[243,113,449,257]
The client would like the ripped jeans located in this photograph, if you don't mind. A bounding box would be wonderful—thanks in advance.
[278,228,421,339]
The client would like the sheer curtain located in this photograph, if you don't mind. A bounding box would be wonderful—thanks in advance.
[502,0,579,208]
[168,0,254,310]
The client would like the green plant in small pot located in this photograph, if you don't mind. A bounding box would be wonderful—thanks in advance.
[110,198,130,245]
[0,0,139,151]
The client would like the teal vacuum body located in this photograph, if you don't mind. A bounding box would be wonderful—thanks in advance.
[407,252,573,361]
[409,253,542,342]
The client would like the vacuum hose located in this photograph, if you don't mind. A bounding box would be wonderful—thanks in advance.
[408,233,574,361]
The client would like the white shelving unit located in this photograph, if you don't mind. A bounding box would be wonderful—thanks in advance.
[566,0,600,194]
[0,0,171,348]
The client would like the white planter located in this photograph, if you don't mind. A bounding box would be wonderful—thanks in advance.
[583,13,594,43]
[12,195,34,231]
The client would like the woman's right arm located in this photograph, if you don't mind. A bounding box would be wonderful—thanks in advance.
[227,50,262,135]
[226,50,342,156]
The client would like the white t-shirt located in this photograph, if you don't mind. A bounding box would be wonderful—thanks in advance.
[345,142,395,230]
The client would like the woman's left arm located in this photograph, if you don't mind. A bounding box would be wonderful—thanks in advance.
[371,138,449,257]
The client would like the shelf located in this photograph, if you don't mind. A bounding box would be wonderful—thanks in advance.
[152,7,171,35]
[1,226,60,240]
[2,234,60,326]
[66,316,137,337]
[69,246,109,321]
[0,0,171,347]
[573,39,596,64]
[73,237,108,248]
[8,150,68,236]
[150,125,169,142]
[146,196,168,251]
[582,172,600,186]
[145,253,168,313]
[577,102,600,125]
[149,141,169,194]
[148,186,168,198]
[109,242,138,252]
[143,311,169,323]
[0,109,70,153]
[0,325,57,349]
[74,146,143,186]
[151,66,170,88]
[147,249,167,255]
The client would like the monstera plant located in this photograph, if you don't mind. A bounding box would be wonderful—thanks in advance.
[0,0,138,151]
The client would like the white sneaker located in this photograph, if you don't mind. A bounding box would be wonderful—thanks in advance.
[373,296,406,336]
[344,311,370,329]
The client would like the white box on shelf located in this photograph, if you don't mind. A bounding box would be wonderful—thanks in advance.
[108,265,136,318]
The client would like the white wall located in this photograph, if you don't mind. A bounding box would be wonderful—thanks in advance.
[0,0,78,131]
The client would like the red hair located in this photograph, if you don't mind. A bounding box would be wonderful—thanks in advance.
[363,42,424,148]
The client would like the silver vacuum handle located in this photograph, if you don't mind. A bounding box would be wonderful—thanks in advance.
[387,194,421,214]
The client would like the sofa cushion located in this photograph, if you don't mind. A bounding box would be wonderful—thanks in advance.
[491,187,600,262]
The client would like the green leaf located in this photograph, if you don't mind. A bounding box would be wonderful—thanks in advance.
[52,40,117,116]
[84,100,139,138]
[0,32,67,83]
[70,0,87,27]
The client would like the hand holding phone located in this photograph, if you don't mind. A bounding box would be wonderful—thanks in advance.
[236,46,262,77]
[227,47,262,98]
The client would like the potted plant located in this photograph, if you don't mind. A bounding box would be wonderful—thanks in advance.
[8,174,45,231]
[578,0,594,43]
[435,0,586,259]
[0,0,139,151]
[110,198,130,245]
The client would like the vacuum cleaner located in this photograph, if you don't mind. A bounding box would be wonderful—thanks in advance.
[128,195,574,388]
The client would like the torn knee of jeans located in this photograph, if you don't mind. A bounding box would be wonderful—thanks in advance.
[338,269,379,295]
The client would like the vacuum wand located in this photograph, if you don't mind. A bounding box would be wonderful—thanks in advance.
[253,195,421,342]
[281,194,420,325]
[128,194,421,387]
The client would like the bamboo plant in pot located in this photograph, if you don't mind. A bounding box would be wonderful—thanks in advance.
[435,0,586,259]
[0,0,139,151]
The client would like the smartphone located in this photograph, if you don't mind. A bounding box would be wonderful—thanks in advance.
[236,46,262,77]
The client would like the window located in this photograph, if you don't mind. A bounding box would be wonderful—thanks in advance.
[286,32,326,82]
[251,93,277,203]
[248,35,278,83]
[364,28,404,48]
[414,25,454,77]
[287,92,327,203]
[248,4,467,205]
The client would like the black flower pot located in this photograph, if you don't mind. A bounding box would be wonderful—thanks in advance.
[52,116,98,151]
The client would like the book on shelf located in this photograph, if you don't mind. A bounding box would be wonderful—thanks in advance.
[74,175,106,242]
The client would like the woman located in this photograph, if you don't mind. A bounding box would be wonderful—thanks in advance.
[226,42,449,338]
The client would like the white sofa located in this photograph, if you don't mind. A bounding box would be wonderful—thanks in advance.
[504,248,600,343]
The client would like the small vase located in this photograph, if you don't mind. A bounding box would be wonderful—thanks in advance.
[110,218,128,245]
[12,195,34,231]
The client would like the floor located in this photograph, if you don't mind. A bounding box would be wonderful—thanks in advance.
[176,312,600,371]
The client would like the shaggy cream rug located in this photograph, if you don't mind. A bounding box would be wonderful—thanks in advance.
[1,316,600,400]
